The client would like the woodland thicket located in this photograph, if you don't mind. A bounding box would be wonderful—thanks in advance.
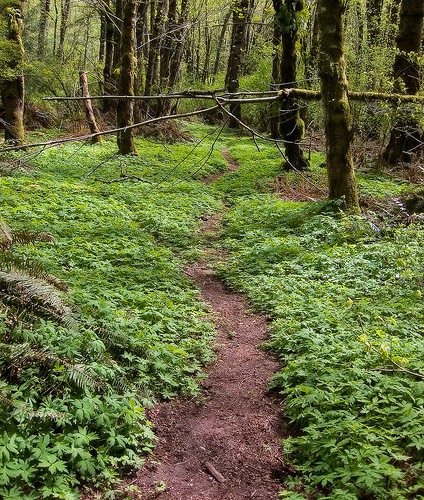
[1,0,424,499]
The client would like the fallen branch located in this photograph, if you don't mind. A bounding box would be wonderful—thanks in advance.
[205,461,225,483]
[93,161,153,184]
[94,174,153,184]
[0,105,220,153]
[43,88,424,104]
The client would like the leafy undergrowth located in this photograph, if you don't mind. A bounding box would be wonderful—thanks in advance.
[1,121,422,500]
[219,194,424,500]
[0,123,229,499]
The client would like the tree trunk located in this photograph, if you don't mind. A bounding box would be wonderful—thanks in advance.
[201,24,211,84]
[143,0,166,117]
[57,0,71,60]
[213,9,231,77]
[102,0,116,111]
[383,0,424,163]
[38,0,51,58]
[99,11,105,63]
[112,0,123,72]
[2,0,25,145]
[273,0,308,171]
[116,0,137,155]
[225,0,250,128]
[79,71,102,144]
[317,0,360,213]
[168,0,189,87]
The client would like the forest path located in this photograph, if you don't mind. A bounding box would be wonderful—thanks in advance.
[129,149,289,499]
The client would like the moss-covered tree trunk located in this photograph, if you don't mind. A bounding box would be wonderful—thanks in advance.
[1,0,25,145]
[116,0,137,155]
[383,0,424,164]
[272,0,308,171]
[317,0,360,213]
[225,0,249,128]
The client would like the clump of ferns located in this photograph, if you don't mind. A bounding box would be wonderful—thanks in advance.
[0,217,115,418]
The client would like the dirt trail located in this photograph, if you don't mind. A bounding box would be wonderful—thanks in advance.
[130,151,289,499]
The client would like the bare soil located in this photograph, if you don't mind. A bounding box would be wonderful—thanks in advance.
[121,151,291,499]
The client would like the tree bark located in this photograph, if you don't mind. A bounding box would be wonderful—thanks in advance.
[383,0,424,163]
[2,0,25,145]
[213,9,231,77]
[317,0,360,213]
[225,0,250,128]
[272,0,308,171]
[79,71,102,144]
[116,0,137,154]
[102,0,116,111]
[57,0,71,60]
[143,0,166,117]
[38,0,51,58]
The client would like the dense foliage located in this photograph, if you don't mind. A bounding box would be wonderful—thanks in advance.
[1,122,424,499]
[0,124,229,498]
[217,162,424,498]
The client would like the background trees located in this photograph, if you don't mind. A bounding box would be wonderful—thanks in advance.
[1,0,423,206]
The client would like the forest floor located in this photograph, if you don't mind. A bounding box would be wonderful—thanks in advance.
[123,150,290,499]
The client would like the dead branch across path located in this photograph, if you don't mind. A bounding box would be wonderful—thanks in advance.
[43,88,424,104]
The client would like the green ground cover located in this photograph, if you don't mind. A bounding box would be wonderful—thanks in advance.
[1,122,423,499]
[0,124,229,498]
[217,195,424,498]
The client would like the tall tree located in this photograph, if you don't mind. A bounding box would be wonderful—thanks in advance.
[383,0,424,163]
[143,0,167,117]
[38,0,51,57]
[57,0,71,60]
[1,0,25,145]
[102,0,116,111]
[225,0,250,127]
[272,0,308,171]
[116,0,137,154]
[317,0,360,213]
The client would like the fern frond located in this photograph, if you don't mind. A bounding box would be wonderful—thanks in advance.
[0,271,74,325]
[0,341,103,392]
[0,253,69,292]
[9,230,56,246]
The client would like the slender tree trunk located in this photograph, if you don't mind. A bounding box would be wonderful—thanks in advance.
[79,71,102,144]
[57,0,71,60]
[2,0,25,145]
[99,12,106,63]
[213,9,231,77]
[383,0,424,163]
[270,10,282,138]
[225,0,250,127]
[102,0,116,111]
[143,0,166,117]
[38,0,51,58]
[134,0,149,122]
[317,0,360,213]
[201,24,211,84]
[168,0,189,87]
[272,0,308,170]
[117,0,137,154]
[112,0,123,71]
